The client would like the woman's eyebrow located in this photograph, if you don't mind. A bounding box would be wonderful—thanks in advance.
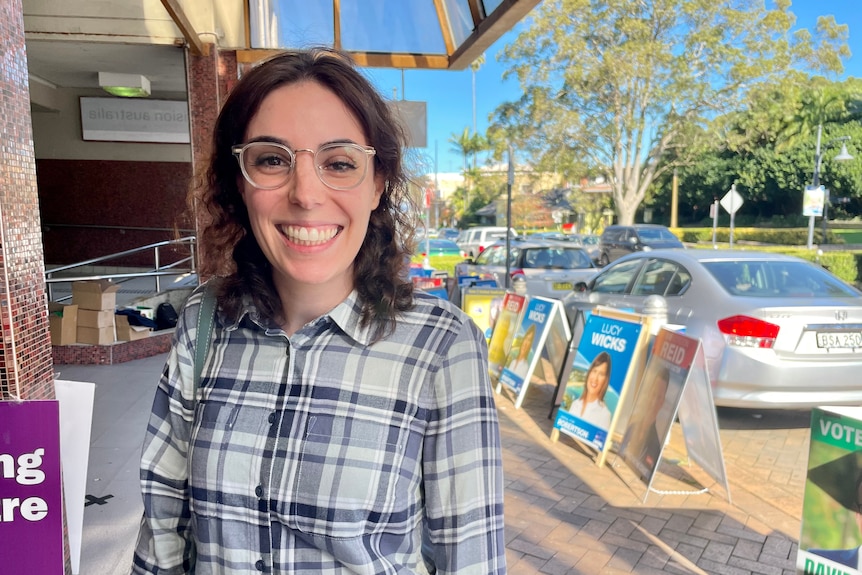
[241,136,363,147]
[244,135,289,146]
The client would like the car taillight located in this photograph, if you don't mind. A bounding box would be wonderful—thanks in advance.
[717,315,779,349]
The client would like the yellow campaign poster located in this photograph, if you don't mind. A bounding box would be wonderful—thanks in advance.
[487,293,525,381]
[461,287,507,341]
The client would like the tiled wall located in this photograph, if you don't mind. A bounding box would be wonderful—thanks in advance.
[52,331,173,365]
[2,0,70,571]
[0,0,55,402]
[188,46,237,276]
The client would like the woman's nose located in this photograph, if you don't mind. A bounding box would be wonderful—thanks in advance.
[288,151,326,208]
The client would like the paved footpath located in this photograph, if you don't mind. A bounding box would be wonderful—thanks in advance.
[499,380,809,575]
[67,355,811,575]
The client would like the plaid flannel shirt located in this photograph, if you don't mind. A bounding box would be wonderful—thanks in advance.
[132,286,506,574]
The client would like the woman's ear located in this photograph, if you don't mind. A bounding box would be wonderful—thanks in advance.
[372,176,385,210]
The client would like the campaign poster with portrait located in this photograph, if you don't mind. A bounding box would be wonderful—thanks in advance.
[487,292,526,382]
[618,328,693,494]
[461,287,507,341]
[498,296,560,408]
[797,406,862,575]
[552,314,644,452]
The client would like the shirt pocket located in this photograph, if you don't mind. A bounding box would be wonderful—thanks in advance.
[188,399,247,517]
[290,414,410,538]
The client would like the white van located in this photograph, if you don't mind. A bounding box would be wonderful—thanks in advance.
[457,226,518,258]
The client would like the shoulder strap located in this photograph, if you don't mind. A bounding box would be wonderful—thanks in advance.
[194,281,218,390]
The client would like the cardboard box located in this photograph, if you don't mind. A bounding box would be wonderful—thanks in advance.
[72,280,119,311]
[116,315,150,342]
[48,302,78,346]
[78,308,115,328]
[77,325,115,345]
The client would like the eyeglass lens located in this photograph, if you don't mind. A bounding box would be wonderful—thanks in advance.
[239,143,370,190]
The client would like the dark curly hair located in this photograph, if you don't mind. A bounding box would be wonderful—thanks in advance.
[190,47,415,340]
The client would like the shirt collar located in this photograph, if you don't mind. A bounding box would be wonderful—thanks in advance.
[219,288,375,346]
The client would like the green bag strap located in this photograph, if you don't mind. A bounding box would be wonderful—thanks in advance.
[193,281,218,391]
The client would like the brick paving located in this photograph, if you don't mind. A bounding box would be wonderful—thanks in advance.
[498,379,809,574]
[70,354,813,575]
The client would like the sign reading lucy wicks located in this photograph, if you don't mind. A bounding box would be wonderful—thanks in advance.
[0,400,64,573]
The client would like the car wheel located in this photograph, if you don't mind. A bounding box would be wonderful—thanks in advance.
[599,253,610,267]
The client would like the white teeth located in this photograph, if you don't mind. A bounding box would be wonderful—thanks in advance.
[281,225,338,245]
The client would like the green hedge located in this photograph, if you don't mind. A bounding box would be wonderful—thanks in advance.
[672,227,862,286]
[670,227,843,245]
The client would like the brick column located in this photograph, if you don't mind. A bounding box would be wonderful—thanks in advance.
[186,44,237,276]
[0,0,55,401]
[3,0,70,572]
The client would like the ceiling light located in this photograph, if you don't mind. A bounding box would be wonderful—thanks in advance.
[98,72,151,98]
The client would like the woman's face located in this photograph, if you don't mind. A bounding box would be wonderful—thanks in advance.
[584,360,609,401]
[240,80,382,298]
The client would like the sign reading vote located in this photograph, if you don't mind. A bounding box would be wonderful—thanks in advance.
[80,97,190,143]
[0,400,64,573]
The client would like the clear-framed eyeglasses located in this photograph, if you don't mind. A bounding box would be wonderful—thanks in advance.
[231,141,376,191]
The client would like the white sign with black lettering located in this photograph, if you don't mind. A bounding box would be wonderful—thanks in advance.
[80,97,190,143]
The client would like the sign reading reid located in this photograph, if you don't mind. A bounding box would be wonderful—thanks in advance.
[80,97,190,143]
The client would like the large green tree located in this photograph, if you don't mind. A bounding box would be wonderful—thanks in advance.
[498,0,849,224]
[650,78,862,224]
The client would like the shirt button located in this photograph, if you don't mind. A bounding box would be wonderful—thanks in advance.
[255,559,265,571]
[268,412,276,424]
[255,485,263,498]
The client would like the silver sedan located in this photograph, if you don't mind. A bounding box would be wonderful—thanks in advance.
[561,249,862,409]
[455,239,598,300]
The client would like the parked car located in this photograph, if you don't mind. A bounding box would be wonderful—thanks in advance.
[456,226,518,258]
[561,249,862,409]
[598,224,684,266]
[437,227,461,241]
[415,238,465,259]
[528,231,568,241]
[455,239,598,300]
[565,233,601,265]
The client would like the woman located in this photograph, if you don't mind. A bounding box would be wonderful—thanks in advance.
[568,351,612,429]
[132,48,505,575]
[506,323,536,379]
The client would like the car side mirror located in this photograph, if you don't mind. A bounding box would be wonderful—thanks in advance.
[628,236,638,244]
[574,281,589,293]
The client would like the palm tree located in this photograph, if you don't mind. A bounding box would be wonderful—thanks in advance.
[470,54,486,160]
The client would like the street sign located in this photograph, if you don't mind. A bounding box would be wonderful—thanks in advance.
[720,187,744,215]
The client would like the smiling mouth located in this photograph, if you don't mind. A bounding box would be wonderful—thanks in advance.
[279,225,341,245]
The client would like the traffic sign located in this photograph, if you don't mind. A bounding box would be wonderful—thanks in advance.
[720,186,744,215]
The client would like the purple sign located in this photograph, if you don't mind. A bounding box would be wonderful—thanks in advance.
[0,400,64,573]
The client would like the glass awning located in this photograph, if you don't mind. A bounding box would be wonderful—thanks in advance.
[239,0,541,70]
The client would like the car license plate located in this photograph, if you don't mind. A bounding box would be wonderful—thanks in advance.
[816,331,862,349]
[552,282,573,291]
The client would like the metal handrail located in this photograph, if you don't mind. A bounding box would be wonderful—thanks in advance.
[45,236,197,302]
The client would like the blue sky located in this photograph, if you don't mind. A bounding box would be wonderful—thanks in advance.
[362,1,862,175]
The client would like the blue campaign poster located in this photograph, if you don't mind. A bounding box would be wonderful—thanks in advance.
[553,314,643,451]
[498,297,558,408]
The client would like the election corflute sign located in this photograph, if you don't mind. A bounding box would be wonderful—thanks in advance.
[0,400,64,574]
[552,313,645,457]
[798,407,862,575]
